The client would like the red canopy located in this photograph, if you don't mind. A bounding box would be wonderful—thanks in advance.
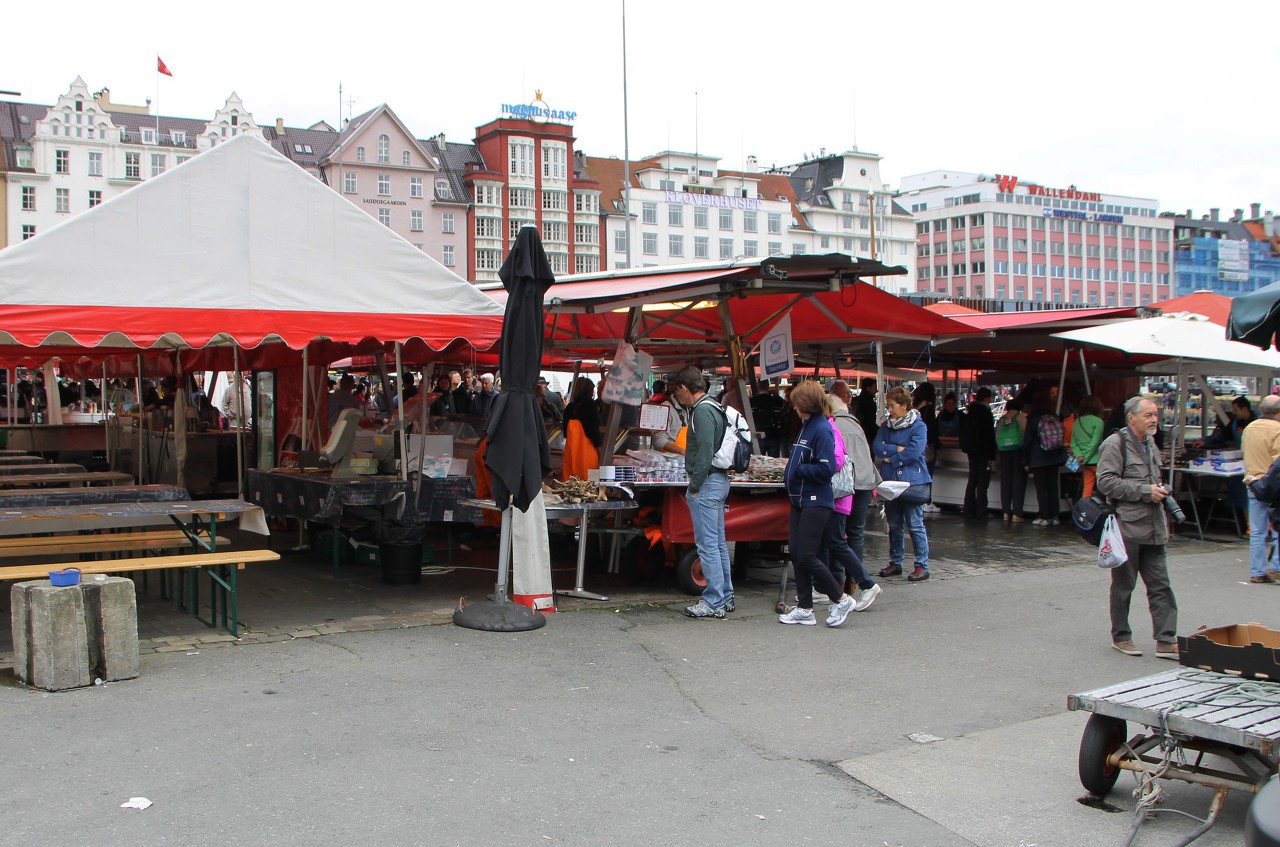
[1155,291,1231,326]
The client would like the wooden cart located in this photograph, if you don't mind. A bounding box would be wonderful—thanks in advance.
[1068,668,1280,846]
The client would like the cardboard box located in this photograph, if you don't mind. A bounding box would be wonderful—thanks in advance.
[1179,623,1280,679]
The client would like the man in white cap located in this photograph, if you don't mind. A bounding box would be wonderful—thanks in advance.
[473,373,499,421]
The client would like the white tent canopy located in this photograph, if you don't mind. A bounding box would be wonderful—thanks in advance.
[1054,313,1280,377]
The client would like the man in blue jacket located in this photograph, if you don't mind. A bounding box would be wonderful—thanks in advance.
[670,366,733,619]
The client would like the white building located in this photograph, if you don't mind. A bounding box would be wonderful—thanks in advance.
[897,169,1174,306]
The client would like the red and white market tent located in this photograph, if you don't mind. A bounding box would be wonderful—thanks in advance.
[0,131,504,368]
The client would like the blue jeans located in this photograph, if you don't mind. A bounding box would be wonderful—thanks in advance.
[885,498,929,570]
[844,489,873,564]
[686,471,732,608]
[1248,489,1279,579]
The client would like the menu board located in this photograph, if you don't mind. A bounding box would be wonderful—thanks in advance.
[638,404,670,432]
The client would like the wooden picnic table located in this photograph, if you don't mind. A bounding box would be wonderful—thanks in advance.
[0,462,87,476]
[0,471,133,488]
[0,455,45,465]
[0,484,187,509]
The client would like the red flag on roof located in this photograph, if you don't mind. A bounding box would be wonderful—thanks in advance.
[157,56,173,77]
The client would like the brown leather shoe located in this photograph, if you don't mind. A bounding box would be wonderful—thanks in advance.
[1251,575,1276,584]
[1155,642,1179,660]
[1111,641,1142,656]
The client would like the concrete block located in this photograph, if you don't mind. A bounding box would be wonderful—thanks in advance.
[12,580,91,691]
[82,577,139,681]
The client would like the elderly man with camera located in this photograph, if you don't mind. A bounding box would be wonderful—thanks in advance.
[1096,396,1180,659]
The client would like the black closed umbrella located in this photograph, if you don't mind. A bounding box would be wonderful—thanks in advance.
[454,226,554,632]
[1228,280,1280,349]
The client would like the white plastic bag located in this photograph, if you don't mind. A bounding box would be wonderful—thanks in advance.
[602,343,652,406]
[1097,515,1128,569]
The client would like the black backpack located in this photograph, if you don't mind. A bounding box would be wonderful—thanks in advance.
[1071,434,1126,545]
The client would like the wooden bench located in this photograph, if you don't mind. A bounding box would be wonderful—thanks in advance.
[0,530,205,559]
[0,549,281,635]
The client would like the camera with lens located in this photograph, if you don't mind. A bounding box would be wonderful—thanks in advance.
[1157,484,1186,523]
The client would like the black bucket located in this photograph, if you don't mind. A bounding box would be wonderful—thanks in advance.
[379,542,423,585]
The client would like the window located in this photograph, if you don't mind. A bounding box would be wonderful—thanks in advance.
[548,253,569,275]
[919,243,931,257]
[953,263,967,276]
[88,189,101,208]
[614,229,628,252]
[86,151,102,177]
[574,193,598,213]
[474,185,498,206]
[508,138,534,177]
[668,204,683,226]
[694,235,709,258]
[642,202,657,225]
[917,222,931,235]
[1122,225,1134,238]
[1031,217,1045,231]
[918,266,931,280]
[842,215,853,230]
[575,254,599,274]
[694,206,708,228]
[1087,268,1100,280]
[1086,222,1100,235]
[475,249,500,271]
[55,188,69,213]
[768,212,782,234]
[719,237,733,259]
[1104,224,1118,236]
[541,141,567,180]
[1122,248,1135,261]
[843,237,853,251]
[744,240,758,258]
[376,134,389,164]
[1105,246,1118,260]
[1087,244,1100,258]
[1141,271,1153,284]
[659,179,676,192]
[935,218,948,232]
[171,130,186,145]
[993,237,1009,250]
[402,150,411,166]
[1159,273,1170,286]
[972,261,986,274]
[142,128,156,145]
[743,211,758,233]
[934,241,948,255]
[1105,269,1118,282]
[1139,227,1153,239]
[970,214,985,227]
[356,146,365,162]
[1032,263,1047,277]
[992,213,1008,226]
[21,225,35,240]
[1069,267,1083,279]
[1158,251,1171,264]
[1140,249,1152,261]
[574,223,598,244]
[935,265,948,278]
[337,170,354,194]
[1049,219,1064,233]
[475,217,500,238]
[971,237,986,250]
[541,191,567,211]
[1068,243,1083,257]
[1050,265,1065,279]
[642,232,658,255]
[54,149,70,174]
[126,152,140,179]
[410,176,423,198]
[1013,238,1028,251]
[1050,242,1064,255]
[1122,270,1136,283]
[376,175,389,196]
[1014,262,1028,275]
[442,245,455,267]
[1012,215,1027,228]
[20,186,35,211]
[150,153,165,177]
[410,210,423,231]
[669,234,684,257]
[952,216,966,230]
[440,212,455,234]
[377,208,391,227]
[542,221,567,243]
[953,240,966,254]
[175,155,189,165]
[719,209,733,230]
[1032,240,1046,253]
[510,188,533,209]
[993,260,1009,273]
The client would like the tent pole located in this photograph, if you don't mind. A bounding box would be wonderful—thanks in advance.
[395,342,407,482]
[233,348,245,499]
[875,343,885,423]
[135,356,145,484]
[174,351,187,491]
[102,362,110,470]
[494,506,513,603]
[1056,348,1069,415]
[719,298,758,451]
[1077,348,1091,396]
[301,345,309,452]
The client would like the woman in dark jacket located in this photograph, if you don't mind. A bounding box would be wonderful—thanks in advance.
[563,377,602,447]
[779,380,855,627]
[873,386,933,581]
[1022,391,1069,526]
[913,382,941,513]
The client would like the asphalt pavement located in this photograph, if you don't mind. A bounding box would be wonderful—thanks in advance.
[1,512,1274,847]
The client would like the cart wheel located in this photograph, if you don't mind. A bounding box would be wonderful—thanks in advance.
[676,548,707,596]
[1079,713,1127,796]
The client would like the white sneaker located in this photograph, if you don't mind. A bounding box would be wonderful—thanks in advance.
[922,503,941,513]
[853,583,882,612]
[826,594,856,627]
[778,607,817,626]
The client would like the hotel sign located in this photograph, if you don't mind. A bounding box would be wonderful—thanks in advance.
[501,91,577,124]
[663,191,762,211]
[995,174,1101,203]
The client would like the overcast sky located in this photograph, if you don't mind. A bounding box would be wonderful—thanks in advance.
[6,0,1276,216]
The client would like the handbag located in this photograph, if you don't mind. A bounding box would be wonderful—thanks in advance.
[831,455,855,498]
[896,482,932,506]
[1072,495,1115,545]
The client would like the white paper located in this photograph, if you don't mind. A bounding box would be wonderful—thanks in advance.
[876,481,911,501]
[638,404,670,432]
[120,797,153,810]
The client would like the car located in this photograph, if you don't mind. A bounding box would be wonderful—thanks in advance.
[1146,380,1177,394]
[1207,377,1249,396]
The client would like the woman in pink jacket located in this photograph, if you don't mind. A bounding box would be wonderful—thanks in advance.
[819,397,869,608]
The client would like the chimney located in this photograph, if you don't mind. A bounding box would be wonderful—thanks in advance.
[275,117,285,136]
[1252,202,1262,219]
[1185,209,1193,219]
[436,132,446,146]
[1209,207,1220,221]
[1232,208,1244,222]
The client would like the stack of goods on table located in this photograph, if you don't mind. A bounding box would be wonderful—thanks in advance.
[731,455,787,484]
[1188,448,1243,476]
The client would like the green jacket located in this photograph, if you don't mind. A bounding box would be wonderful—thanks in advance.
[684,396,724,493]
[1071,414,1105,465]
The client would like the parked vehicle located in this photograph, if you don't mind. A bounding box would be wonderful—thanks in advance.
[1146,380,1177,394]
[1207,377,1249,396]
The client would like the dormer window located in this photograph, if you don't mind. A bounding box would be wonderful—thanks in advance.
[142,128,156,144]
[171,130,186,145]
[436,180,451,199]
[231,114,239,126]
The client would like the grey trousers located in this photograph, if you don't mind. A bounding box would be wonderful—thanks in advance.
[1109,543,1178,643]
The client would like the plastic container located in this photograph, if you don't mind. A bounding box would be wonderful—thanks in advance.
[380,542,424,585]
[48,568,81,587]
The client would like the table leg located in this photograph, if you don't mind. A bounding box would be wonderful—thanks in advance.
[557,509,610,601]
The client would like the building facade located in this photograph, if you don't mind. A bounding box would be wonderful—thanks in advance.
[1169,207,1280,297]
[785,149,917,293]
[462,117,601,282]
[898,170,1175,307]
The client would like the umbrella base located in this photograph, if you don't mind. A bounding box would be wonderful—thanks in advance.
[452,600,547,632]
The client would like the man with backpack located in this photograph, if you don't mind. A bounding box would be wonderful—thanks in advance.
[670,366,734,619]
[1023,391,1068,526]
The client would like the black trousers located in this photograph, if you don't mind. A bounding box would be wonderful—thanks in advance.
[963,454,993,517]
[1031,465,1060,519]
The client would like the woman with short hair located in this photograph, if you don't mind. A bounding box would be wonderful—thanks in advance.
[872,386,933,582]
[779,380,856,627]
